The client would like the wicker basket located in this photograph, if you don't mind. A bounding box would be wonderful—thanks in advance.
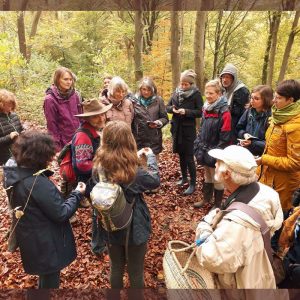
[163,240,218,289]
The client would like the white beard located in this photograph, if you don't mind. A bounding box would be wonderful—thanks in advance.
[214,169,224,184]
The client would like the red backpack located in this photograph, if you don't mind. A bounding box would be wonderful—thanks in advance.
[57,128,93,183]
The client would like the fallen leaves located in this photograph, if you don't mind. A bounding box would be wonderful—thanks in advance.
[0,136,211,288]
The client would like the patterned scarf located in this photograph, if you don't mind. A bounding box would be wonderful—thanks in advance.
[57,87,74,100]
[176,85,197,105]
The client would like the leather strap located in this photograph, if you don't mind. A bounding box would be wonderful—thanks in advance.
[226,202,273,263]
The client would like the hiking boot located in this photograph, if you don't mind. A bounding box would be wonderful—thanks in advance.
[183,183,196,195]
[193,200,206,208]
[176,177,188,186]
[194,182,214,208]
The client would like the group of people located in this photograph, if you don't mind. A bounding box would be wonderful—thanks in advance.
[0,63,300,290]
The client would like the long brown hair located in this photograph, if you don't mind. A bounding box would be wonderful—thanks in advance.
[252,85,273,110]
[93,120,138,184]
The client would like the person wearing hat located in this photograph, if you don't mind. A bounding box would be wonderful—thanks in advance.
[72,99,112,183]
[73,99,112,256]
[195,145,283,288]
[166,69,203,195]
[220,63,250,143]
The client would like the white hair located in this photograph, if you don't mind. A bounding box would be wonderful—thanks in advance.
[218,161,257,186]
[108,76,128,96]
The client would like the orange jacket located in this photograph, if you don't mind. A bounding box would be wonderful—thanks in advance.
[258,114,300,211]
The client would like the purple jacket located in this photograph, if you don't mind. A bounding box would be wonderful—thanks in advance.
[43,85,82,151]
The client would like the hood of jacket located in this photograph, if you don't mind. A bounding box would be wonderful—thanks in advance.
[220,63,244,99]
[45,85,75,103]
[3,166,53,188]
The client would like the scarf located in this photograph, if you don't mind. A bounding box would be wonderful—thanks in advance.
[271,101,300,125]
[176,85,197,105]
[57,87,74,100]
[203,96,227,112]
[138,95,156,107]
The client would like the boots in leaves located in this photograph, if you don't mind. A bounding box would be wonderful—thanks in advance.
[183,176,196,195]
[177,177,188,186]
[212,189,224,209]
[194,182,214,208]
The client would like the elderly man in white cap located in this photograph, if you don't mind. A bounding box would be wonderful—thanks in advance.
[195,145,283,288]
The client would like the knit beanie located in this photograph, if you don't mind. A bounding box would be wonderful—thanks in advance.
[180,69,196,84]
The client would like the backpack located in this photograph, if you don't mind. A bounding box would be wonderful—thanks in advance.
[57,128,93,183]
[90,172,134,232]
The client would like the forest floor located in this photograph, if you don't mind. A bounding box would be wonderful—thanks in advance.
[0,123,211,289]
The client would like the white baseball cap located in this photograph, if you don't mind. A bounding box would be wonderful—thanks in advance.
[208,145,257,175]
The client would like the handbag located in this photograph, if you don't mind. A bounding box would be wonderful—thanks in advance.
[5,169,41,253]
[163,240,219,291]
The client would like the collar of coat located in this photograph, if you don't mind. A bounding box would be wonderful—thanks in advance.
[223,181,260,209]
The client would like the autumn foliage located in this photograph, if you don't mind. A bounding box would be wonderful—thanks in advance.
[0,126,210,289]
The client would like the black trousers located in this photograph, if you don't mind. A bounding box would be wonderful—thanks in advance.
[38,271,60,288]
[179,153,196,183]
[107,243,147,288]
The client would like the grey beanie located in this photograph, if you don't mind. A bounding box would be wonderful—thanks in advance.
[180,69,197,84]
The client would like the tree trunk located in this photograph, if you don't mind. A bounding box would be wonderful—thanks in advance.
[27,11,42,62]
[170,11,181,90]
[262,12,272,84]
[17,11,27,60]
[134,10,144,82]
[142,11,160,54]
[267,12,281,86]
[212,11,223,78]
[278,11,300,83]
[194,11,207,91]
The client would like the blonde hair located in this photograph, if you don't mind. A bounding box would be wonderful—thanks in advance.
[93,120,138,184]
[0,89,17,112]
[205,79,222,94]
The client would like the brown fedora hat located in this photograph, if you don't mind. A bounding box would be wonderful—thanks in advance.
[75,99,112,117]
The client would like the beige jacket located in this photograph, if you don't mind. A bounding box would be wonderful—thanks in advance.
[101,96,134,125]
[195,182,283,289]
